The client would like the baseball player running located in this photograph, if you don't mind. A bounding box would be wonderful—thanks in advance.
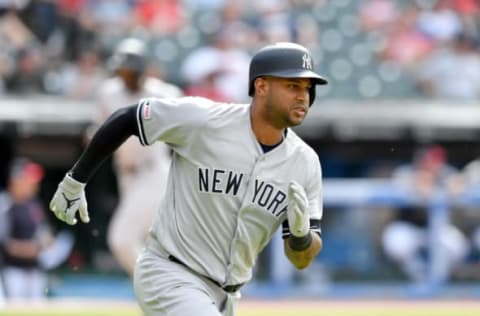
[94,37,183,276]
[49,42,327,315]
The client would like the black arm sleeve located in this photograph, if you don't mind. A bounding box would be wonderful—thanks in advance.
[70,105,139,183]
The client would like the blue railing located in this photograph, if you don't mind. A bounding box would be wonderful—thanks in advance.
[322,179,480,289]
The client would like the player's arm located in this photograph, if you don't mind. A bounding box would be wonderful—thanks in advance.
[49,105,139,225]
[4,238,41,259]
[284,231,322,269]
[283,181,323,269]
[70,105,139,182]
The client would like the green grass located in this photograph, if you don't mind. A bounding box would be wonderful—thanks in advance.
[2,300,479,316]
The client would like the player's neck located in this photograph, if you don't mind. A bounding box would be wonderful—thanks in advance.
[250,105,284,146]
[254,126,284,146]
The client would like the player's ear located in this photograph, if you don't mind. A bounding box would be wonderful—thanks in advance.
[253,77,269,97]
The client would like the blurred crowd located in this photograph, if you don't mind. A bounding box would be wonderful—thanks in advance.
[0,0,321,102]
[1,0,480,101]
[359,0,480,99]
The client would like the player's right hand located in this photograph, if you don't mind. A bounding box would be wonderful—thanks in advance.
[49,173,90,225]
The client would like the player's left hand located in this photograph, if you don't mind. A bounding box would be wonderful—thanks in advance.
[287,181,310,237]
[49,173,90,225]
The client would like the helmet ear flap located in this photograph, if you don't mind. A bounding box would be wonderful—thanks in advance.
[248,79,255,96]
[309,85,316,106]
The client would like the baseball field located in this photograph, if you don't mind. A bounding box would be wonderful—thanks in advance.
[2,299,479,316]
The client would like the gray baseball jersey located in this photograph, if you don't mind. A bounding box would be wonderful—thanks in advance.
[136,96,323,286]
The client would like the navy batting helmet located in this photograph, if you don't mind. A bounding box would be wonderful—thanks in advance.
[248,42,328,105]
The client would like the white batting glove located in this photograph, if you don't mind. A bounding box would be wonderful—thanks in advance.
[287,181,310,237]
[49,173,90,225]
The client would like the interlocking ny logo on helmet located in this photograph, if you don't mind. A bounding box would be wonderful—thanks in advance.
[248,42,328,106]
[302,54,312,70]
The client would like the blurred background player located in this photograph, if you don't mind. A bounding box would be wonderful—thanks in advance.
[0,182,6,307]
[0,157,73,299]
[92,37,183,276]
[460,157,480,261]
[381,144,469,283]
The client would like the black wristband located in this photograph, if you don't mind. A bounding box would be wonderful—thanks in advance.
[288,232,312,251]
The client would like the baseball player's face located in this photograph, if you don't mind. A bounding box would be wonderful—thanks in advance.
[9,175,40,202]
[118,68,142,92]
[263,77,312,127]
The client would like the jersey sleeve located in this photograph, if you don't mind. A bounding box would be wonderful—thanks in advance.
[306,153,323,223]
[136,97,210,147]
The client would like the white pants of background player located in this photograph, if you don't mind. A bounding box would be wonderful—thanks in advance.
[0,277,4,309]
[382,221,469,282]
[1,231,74,300]
[134,236,240,316]
[2,267,47,299]
[107,149,170,276]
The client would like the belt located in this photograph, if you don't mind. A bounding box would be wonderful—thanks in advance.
[168,255,243,293]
